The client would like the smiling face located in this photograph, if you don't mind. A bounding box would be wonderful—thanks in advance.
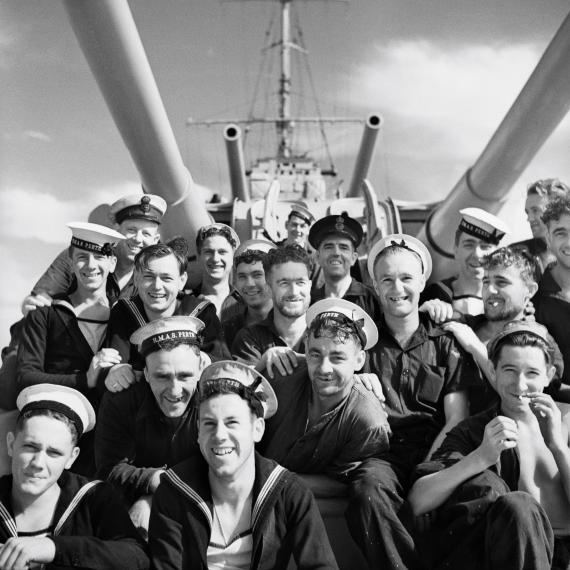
[8,415,79,500]
[306,333,365,408]
[492,344,554,415]
[198,393,264,482]
[199,235,234,283]
[317,236,358,281]
[483,265,536,322]
[285,214,310,246]
[71,248,116,294]
[234,260,272,311]
[267,261,311,318]
[135,253,187,317]
[546,213,570,270]
[454,233,496,282]
[373,249,425,319]
[525,193,548,239]
[144,344,203,418]
[115,219,160,263]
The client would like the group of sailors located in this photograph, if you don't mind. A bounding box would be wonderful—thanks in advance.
[1,178,570,569]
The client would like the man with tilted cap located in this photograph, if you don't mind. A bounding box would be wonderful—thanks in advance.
[21,192,166,314]
[309,212,381,321]
[410,321,570,570]
[0,384,149,569]
[17,222,126,475]
[258,298,390,569]
[95,316,209,537]
[149,360,338,570]
[422,207,510,317]
[277,202,315,249]
[364,233,483,570]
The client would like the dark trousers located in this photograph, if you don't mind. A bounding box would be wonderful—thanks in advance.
[427,470,570,570]
[345,447,428,570]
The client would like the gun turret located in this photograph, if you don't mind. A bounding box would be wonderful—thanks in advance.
[62,0,212,252]
[418,11,570,280]
[224,124,249,202]
[347,115,382,198]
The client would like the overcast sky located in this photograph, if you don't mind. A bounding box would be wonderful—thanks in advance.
[1,0,570,347]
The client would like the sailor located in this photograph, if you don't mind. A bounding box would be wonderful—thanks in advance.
[191,222,243,324]
[149,360,338,570]
[409,321,570,570]
[223,239,275,349]
[17,222,125,475]
[0,384,149,569]
[258,298,389,569]
[309,212,381,321]
[364,233,482,570]
[95,316,209,537]
[22,192,166,313]
[277,202,315,249]
[535,196,570,401]
[104,239,229,393]
[231,245,311,378]
[510,178,570,278]
[421,207,509,316]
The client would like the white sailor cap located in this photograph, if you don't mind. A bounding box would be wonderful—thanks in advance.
[196,223,240,250]
[16,384,96,438]
[288,202,315,225]
[458,208,509,246]
[67,221,125,256]
[130,315,205,357]
[306,298,378,350]
[110,193,167,225]
[235,238,277,257]
[198,360,278,419]
[367,233,432,280]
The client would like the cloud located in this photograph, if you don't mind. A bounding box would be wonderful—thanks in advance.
[22,130,52,143]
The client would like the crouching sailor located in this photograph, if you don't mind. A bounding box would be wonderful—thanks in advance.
[149,360,338,570]
[0,384,149,570]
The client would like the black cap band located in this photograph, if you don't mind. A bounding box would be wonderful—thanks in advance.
[70,237,114,256]
[20,401,84,438]
[140,330,202,357]
[458,219,504,245]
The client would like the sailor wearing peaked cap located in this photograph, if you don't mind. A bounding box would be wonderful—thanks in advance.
[67,221,125,256]
[130,315,205,357]
[306,298,378,350]
[198,360,278,418]
[234,238,277,257]
[308,212,363,249]
[16,384,96,438]
[110,193,167,225]
[288,202,315,226]
[458,207,509,246]
[367,233,432,280]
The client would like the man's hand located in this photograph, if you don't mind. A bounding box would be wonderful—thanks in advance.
[529,392,566,451]
[87,348,122,388]
[441,321,484,355]
[258,347,305,378]
[419,299,455,324]
[104,363,141,393]
[475,415,518,469]
[355,373,385,403]
[21,293,53,316]
[0,537,56,570]
[129,494,153,540]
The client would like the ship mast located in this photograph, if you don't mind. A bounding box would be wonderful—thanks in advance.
[278,0,293,158]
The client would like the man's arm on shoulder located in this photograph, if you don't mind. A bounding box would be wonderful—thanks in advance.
[50,481,150,570]
[283,473,340,570]
[30,248,73,298]
[409,414,518,516]
[231,327,263,365]
[95,390,163,498]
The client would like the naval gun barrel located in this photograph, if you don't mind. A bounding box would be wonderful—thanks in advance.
[62,0,212,248]
[347,115,382,198]
[224,124,249,202]
[417,11,570,280]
